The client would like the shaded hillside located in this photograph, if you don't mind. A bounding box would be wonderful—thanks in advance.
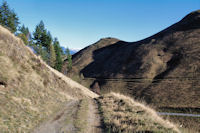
[63,10,200,109]
[62,37,120,75]
[0,25,98,132]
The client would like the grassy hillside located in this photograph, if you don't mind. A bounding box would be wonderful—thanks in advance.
[63,10,200,109]
[97,93,180,133]
[0,25,98,132]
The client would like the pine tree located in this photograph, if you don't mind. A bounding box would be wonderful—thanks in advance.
[0,1,9,27]
[0,1,19,33]
[49,44,56,67]
[66,48,72,70]
[33,21,50,62]
[33,21,42,45]
[33,21,52,48]
[53,38,63,71]
[33,25,42,46]
[45,31,52,52]
[33,20,45,47]
[32,21,64,69]
[7,10,19,32]
[18,24,31,45]
[18,33,28,45]
[41,47,48,62]
[19,24,30,37]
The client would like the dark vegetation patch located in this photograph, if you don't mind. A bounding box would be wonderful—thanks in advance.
[158,107,200,114]
[0,81,7,87]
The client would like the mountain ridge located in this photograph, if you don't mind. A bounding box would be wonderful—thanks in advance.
[62,10,200,109]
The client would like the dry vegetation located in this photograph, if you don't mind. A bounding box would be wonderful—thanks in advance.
[74,99,89,133]
[97,93,180,133]
[0,25,98,133]
[162,115,200,133]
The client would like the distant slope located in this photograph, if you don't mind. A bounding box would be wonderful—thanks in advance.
[0,25,98,132]
[63,10,200,109]
[62,37,120,75]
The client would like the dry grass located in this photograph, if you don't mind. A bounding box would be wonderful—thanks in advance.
[140,48,168,79]
[74,99,89,133]
[0,25,98,133]
[162,115,200,133]
[97,92,180,133]
[69,74,93,89]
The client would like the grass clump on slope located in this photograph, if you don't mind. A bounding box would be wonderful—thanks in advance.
[97,93,180,133]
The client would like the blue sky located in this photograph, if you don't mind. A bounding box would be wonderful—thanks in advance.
[4,0,200,49]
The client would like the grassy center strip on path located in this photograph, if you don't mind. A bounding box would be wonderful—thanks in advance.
[74,98,103,133]
[74,99,89,133]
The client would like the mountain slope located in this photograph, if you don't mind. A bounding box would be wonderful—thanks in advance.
[62,37,120,75]
[0,24,181,133]
[63,10,200,108]
[0,25,98,132]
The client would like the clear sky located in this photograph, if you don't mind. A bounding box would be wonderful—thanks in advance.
[4,0,200,50]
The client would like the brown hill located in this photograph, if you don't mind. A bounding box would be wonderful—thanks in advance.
[63,10,200,109]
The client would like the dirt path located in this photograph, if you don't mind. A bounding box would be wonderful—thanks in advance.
[32,99,102,133]
[87,99,102,133]
[32,100,79,133]
[158,112,200,117]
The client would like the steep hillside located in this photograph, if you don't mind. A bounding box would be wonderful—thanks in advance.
[0,25,98,132]
[63,10,200,109]
[62,37,120,75]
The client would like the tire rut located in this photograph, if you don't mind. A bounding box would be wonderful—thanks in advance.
[32,100,79,133]
[87,99,103,133]
[32,99,103,133]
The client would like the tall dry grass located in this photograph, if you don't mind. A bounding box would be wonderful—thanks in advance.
[97,92,180,133]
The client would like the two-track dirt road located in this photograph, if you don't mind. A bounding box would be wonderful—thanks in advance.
[32,99,102,133]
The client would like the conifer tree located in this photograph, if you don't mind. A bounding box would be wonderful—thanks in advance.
[18,24,30,45]
[53,38,63,71]
[19,24,30,37]
[0,1,19,33]
[49,44,56,67]
[40,47,48,62]
[32,21,64,69]
[18,33,28,45]
[33,21,51,62]
[33,21,45,46]
[45,31,52,52]
[66,48,72,70]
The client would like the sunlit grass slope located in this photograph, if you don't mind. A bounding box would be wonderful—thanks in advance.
[97,93,180,133]
[0,25,98,133]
